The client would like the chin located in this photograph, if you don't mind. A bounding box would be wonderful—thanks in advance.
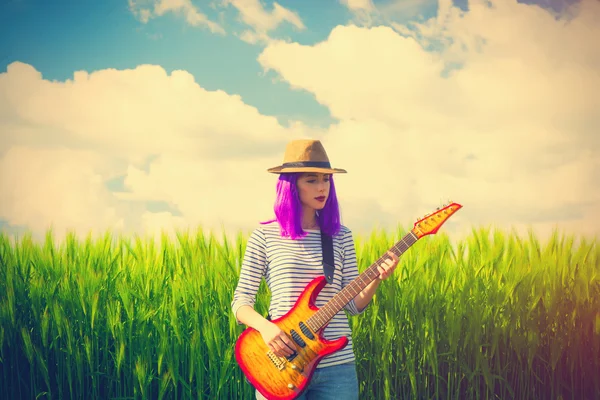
[315,203,326,210]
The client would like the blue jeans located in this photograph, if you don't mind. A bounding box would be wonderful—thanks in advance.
[255,362,359,400]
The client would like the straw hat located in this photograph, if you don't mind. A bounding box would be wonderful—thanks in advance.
[267,139,347,174]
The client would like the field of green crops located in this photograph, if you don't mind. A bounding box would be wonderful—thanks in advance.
[1,225,599,399]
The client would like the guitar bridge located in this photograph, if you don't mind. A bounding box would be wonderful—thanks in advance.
[266,350,286,371]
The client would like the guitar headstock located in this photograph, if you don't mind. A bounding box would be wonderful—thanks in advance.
[412,202,462,238]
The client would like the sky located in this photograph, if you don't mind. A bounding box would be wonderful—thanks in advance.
[1,0,599,246]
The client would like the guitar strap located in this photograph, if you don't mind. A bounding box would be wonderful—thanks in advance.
[320,229,335,284]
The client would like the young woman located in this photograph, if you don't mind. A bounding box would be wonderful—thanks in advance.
[231,139,399,399]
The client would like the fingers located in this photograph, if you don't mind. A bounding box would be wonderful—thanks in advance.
[270,342,290,357]
[378,251,399,280]
[261,323,299,358]
[269,333,296,357]
[281,333,296,351]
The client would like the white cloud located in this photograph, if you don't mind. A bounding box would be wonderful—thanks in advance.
[222,0,305,45]
[128,0,225,34]
[257,0,600,242]
[378,0,437,19]
[339,0,376,27]
[0,62,290,160]
[0,61,313,243]
[128,0,305,45]
[113,152,280,230]
[340,0,437,27]
[0,146,125,239]
[340,0,375,12]
[1,0,599,246]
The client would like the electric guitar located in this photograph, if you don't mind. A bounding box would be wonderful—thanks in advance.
[234,202,463,400]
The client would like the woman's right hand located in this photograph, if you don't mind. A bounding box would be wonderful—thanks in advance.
[259,322,297,358]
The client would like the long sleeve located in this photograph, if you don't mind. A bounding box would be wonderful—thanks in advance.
[231,228,267,324]
[341,229,368,316]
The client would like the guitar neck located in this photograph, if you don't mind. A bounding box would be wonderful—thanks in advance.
[306,230,419,332]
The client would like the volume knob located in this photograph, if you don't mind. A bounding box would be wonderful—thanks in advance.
[288,383,295,389]
[291,364,303,372]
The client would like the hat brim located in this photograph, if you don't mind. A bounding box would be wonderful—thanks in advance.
[267,166,347,174]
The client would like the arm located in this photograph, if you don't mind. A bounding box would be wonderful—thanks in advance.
[231,229,297,357]
[353,278,382,312]
[341,229,399,314]
[354,249,400,311]
[234,305,272,331]
[231,229,267,324]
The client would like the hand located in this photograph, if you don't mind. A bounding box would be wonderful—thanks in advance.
[376,251,399,280]
[259,321,297,358]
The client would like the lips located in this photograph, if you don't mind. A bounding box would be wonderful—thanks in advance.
[315,196,326,202]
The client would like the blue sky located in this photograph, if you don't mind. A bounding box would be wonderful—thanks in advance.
[1,0,598,243]
[0,0,569,127]
[2,0,359,128]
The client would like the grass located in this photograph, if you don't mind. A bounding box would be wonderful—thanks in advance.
[0,225,598,399]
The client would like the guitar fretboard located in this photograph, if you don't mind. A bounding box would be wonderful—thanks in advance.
[306,231,419,332]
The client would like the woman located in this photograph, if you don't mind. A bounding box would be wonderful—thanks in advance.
[231,139,399,399]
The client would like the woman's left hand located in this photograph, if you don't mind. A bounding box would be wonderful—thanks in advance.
[377,251,400,280]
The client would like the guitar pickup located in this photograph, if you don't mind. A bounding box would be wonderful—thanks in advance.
[299,322,315,340]
[290,330,306,348]
[286,351,298,361]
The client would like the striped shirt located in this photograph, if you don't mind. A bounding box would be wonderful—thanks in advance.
[231,221,368,368]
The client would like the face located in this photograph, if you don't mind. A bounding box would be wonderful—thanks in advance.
[297,172,331,211]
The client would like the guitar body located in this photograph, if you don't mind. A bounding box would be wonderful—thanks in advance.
[235,276,348,400]
[235,202,463,400]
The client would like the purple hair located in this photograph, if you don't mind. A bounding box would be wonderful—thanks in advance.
[261,172,341,239]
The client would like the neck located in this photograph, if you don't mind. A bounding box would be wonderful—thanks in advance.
[301,207,318,229]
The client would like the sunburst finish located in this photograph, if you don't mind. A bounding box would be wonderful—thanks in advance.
[235,276,347,400]
[235,202,463,400]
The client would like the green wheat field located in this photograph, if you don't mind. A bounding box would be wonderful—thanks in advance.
[0,225,599,400]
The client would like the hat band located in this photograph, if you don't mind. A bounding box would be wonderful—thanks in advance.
[281,161,332,168]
